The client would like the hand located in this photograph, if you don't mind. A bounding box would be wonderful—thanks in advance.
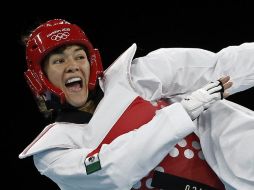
[181,76,233,120]
[219,76,233,98]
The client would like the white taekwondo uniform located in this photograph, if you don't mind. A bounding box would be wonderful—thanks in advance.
[19,43,254,190]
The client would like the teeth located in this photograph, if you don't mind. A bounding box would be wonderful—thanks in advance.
[66,77,81,84]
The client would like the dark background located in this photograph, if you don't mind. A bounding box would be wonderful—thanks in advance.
[3,1,254,189]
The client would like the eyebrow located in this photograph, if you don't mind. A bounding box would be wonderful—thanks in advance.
[51,47,86,56]
[73,47,85,52]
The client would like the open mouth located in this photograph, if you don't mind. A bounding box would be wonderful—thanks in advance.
[65,77,83,92]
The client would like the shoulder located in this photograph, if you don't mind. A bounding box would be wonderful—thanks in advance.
[19,123,86,159]
[99,43,137,92]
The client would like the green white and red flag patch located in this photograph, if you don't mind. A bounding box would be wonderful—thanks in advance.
[84,153,101,175]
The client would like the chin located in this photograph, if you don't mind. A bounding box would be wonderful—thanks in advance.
[64,89,89,107]
[66,95,88,108]
[70,99,88,107]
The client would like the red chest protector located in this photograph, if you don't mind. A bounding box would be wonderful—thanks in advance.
[90,96,225,190]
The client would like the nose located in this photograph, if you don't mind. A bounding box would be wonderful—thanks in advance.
[65,60,80,73]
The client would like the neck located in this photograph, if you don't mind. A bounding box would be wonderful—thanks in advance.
[78,100,96,114]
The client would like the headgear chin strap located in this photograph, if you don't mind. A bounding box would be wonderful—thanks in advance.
[24,19,103,106]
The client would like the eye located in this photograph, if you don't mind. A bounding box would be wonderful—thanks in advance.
[76,55,85,60]
[53,58,65,64]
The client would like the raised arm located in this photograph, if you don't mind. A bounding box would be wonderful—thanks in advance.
[130,42,254,101]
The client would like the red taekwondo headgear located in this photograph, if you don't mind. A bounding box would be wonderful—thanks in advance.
[24,19,103,104]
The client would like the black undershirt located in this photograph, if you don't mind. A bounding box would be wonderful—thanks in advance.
[55,109,93,124]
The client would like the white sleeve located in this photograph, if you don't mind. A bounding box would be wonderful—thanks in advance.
[130,42,254,101]
[197,100,254,190]
[33,103,195,190]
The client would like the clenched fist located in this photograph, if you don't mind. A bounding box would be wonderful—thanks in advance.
[181,76,233,120]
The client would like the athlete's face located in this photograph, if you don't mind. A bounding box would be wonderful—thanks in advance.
[44,45,90,107]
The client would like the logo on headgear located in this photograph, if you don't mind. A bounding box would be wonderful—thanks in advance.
[50,32,70,41]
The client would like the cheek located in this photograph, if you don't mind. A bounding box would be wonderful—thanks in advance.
[47,69,62,88]
[83,64,90,84]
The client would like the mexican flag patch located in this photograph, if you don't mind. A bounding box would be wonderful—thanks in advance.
[84,153,101,175]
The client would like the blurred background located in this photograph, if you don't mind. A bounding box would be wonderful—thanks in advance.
[2,1,253,189]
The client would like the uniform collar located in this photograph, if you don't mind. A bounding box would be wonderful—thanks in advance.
[55,109,93,124]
